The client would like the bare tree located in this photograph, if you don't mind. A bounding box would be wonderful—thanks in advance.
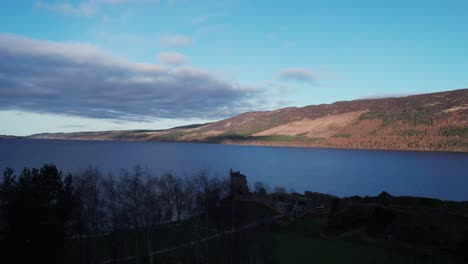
[192,170,210,214]
[141,174,162,264]
[114,166,148,264]
[274,186,287,194]
[158,173,176,223]
[67,166,233,264]
[118,166,145,229]
[183,177,197,218]
[254,181,270,196]
[74,166,105,235]
[172,176,186,221]
[101,172,120,232]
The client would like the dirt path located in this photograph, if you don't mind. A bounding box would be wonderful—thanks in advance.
[101,214,285,264]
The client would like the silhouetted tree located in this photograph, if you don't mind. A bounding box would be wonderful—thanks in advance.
[274,186,287,194]
[183,177,198,218]
[158,173,177,223]
[0,164,73,264]
[172,176,186,221]
[74,166,105,234]
[1,164,238,263]
[254,181,270,196]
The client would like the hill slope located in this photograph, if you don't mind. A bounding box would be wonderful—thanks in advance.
[28,89,468,152]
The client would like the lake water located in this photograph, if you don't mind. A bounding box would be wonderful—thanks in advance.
[1,138,467,201]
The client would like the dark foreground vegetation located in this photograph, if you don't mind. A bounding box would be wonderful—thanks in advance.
[1,164,468,264]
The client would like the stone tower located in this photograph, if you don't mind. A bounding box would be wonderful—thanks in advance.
[230,169,249,197]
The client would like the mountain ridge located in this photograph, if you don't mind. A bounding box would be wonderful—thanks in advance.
[26,89,468,152]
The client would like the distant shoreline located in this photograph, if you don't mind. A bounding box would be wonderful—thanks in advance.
[5,136,468,154]
[0,135,20,139]
[4,89,468,153]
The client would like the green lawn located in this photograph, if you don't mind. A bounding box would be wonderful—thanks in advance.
[65,200,277,264]
[332,133,352,138]
[65,221,218,264]
[66,205,466,264]
[273,217,464,264]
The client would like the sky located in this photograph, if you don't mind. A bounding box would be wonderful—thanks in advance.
[1,0,467,136]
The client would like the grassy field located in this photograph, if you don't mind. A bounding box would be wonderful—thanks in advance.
[154,216,466,264]
[332,133,352,138]
[65,221,218,264]
[64,200,277,264]
[65,202,466,264]
[359,108,433,127]
[272,217,465,264]
[206,133,321,143]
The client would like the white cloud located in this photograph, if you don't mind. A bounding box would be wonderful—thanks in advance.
[193,13,224,25]
[98,0,160,4]
[35,0,160,17]
[161,35,193,48]
[0,34,263,121]
[278,68,317,83]
[35,1,98,16]
[158,52,189,65]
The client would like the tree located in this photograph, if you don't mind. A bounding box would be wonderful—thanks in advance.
[172,176,186,221]
[74,166,105,235]
[158,173,177,223]
[183,177,197,218]
[254,181,270,196]
[1,164,73,264]
[140,174,161,264]
[100,172,124,263]
[101,172,120,232]
[274,186,287,194]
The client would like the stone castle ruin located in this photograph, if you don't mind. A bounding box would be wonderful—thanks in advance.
[230,169,249,197]
[229,169,337,216]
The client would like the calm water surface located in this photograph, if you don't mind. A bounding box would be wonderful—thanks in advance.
[1,139,467,201]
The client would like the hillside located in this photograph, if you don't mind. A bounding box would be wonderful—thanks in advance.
[0,135,18,139]
[28,89,468,152]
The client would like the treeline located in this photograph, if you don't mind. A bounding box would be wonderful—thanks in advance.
[0,164,232,264]
[71,165,229,235]
[0,165,73,263]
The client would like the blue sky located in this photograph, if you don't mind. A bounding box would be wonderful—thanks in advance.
[1,0,468,136]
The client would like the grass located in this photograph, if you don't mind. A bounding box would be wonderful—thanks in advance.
[425,126,468,149]
[392,196,445,208]
[206,133,321,143]
[359,111,388,121]
[359,107,433,128]
[65,221,217,264]
[272,217,464,264]
[213,114,291,137]
[68,202,468,264]
[111,132,150,140]
[147,200,278,263]
[332,133,352,138]
[307,137,322,143]
[214,199,278,227]
[150,131,189,141]
[256,135,304,142]
[205,132,249,142]
[349,195,468,211]
[446,140,468,148]
[398,129,426,137]
[439,127,468,138]
[153,223,275,263]
[64,200,277,264]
